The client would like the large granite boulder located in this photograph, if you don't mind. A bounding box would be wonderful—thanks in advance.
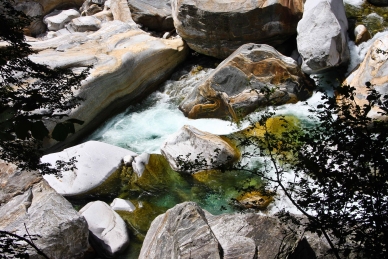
[80,201,130,258]
[41,141,137,197]
[0,162,89,259]
[297,0,349,74]
[343,32,388,118]
[128,0,174,31]
[161,125,239,173]
[171,0,304,59]
[139,202,334,259]
[27,20,188,152]
[179,43,315,120]
[43,9,81,31]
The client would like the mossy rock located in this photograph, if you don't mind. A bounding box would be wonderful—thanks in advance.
[236,190,274,210]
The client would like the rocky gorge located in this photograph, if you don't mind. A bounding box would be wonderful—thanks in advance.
[1,0,388,258]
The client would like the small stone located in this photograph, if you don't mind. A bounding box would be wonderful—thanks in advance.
[110,198,136,212]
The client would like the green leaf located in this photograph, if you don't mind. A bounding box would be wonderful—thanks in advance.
[31,121,49,140]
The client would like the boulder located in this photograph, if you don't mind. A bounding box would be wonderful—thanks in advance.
[367,0,388,6]
[110,0,136,24]
[343,32,388,118]
[80,0,104,16]
[44,9,81,31]
[139,202,334,259]
[354,24,372,45]
[171,0,304,59]
[110,198,136,212]
[80,201,130,258]
[297,0,349,74]
[27,20,188,152]
[132,152,150,177]
[13,1,45,36]
[161,125,239,173]
[179,44,315,120]
[41,141,137,197]
[138,202,221,259]
[128,0,174,31]
[67,15,102,32]
[0,162,89,259]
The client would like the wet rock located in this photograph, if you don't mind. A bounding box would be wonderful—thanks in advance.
[80,201,130,258]
[161,125,239,173]
[128,0,174,31]
[0,162,89,259]
[44,9,81,31]
[236,190,274,210]
[171,0,304,59]
[179,43,315,120]
[41,141,137,197]
[354,24,372,45]
[297,0,349,74]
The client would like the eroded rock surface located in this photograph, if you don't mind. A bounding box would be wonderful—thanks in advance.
[0,162,89,259]
[297,0,349,74]
[172,0,304,58]
[179,44,315,120]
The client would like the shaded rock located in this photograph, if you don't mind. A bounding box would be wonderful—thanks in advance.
[367,0,388,6]
[0,161,89,259]
[179,43,315,120]
[44,9,81,31]
[80,0,104,16]
[138,202,221,259]
[14,1,45,36]
[80,201,130,258]
[28,20,188,151]
[161,125,239,173]
[41,141,137,197]
[67,15,102,32]
[354,24,372,45]
[171,0,304,59]
[110,198,136,212]
[297,0,349,74]
[343,32,388,118]
[128,0,174,31]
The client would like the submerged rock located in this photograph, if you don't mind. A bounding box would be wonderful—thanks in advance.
[171,0,304,59]
[41,141,137,197]
[161,125,239,173]
[297,0,349,74]
[80,201,130,258]
[179,43,315,120]
[0,162,89,259]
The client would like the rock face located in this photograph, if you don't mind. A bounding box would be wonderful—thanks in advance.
[41,141,137,197]
[343,33,388,118]
[297,0,349,74]
[28,19,188,152]
[179,44,315,120]
[171,0,304,59]
[128,0,174,31]
[139,202,333,259]
[138,202,222,259]
[80,201,130,258]
[161,125,239,173]
[0,162,89,259]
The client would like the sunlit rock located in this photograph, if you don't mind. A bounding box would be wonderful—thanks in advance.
[297,0,349,74]
[171,0,304,59]
[44,9,81,31]
[343,33,388,118]
[354,24,372,45]
[0,162,89,258]
[110,198,136,212]
[67,15,102,32]
[132,152,150,177]
[128,0,174,31]
[41,141,137,197]
[80,201,130,258]
[179,44,315,120]
[161,125,239,173]
[80,0,104,16]
[236,191,274,210]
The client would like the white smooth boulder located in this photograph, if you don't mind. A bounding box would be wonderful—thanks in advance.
[67,16,102,32]
[44,9,81,31]
[297,0,349,74]
[41,141,137,197]
[161,125,238,173]
[110,198,136,212]
[80,201,130,258]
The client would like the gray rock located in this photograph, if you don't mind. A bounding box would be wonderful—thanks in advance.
[110,198,136,212]
[110,0,137,25]
[41,141,137,197]
[132,152,150,177]
[0,162,89,259]
[80,201,130,258]
[297,0,349,74]
[44,9,81,31]
[128,0,174,31]
[138,202,222,259]
[179,43,315,120]
[161,125,239,173]
[14,1,45,36]
[171,0,304,59]
[68,15,102,32]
